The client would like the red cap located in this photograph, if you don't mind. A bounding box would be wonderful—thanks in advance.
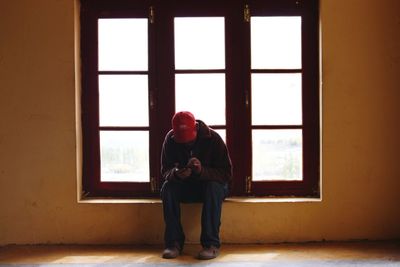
[172,111,197,143]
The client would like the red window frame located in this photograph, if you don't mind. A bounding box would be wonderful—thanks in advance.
[80,0,320,198]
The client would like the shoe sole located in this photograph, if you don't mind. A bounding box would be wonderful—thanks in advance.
[198,252,219,260]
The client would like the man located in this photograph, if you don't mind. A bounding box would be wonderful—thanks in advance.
[160,111,232,260]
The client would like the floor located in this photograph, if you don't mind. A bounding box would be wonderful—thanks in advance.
[0,241,399,266]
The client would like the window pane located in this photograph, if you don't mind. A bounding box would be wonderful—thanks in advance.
[100,131,149,182]
[98,19,148,71]
[252,73,302,125]
[99,75,148,127]
[175,17,225,69]
[175,74,225,125]
[251,16,301,69]
[252,130,302,181]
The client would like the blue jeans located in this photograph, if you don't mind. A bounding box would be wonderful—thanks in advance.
[160,179,228,249]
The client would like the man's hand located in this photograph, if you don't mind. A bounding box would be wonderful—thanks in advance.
[174,167,192,180]
[187,157,202,174]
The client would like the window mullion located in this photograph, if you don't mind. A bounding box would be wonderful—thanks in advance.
[148,6,158,193]
[225,3,251,196]
[153,4,176,192]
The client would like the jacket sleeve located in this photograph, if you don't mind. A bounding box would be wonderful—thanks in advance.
[197,134,232,184]
[160,132,177,181]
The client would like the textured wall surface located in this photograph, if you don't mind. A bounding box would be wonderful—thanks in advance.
[0,0,399,245]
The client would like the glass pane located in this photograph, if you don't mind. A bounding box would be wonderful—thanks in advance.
[99,75,148,127]
[98,18,148,71]
[100,131,149,182]
[175,74,225,125]
[251,16,301,69]
[252,73,302,125]
[252,130,302,181]
[175,17,225,69]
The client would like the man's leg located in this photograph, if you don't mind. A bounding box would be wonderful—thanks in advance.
[200,181,228,249]
[160,181,185,251]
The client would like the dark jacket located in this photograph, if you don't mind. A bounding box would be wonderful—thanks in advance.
[161,120,232,184]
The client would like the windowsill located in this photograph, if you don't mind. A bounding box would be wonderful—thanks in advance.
[78,197,322,204]
[226,197,321,203]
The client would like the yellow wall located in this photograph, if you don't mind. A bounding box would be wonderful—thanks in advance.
[0,0,399,245]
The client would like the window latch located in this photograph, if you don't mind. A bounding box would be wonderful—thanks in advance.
[245,90,249,108]
[244,4,250,23]
[150,90,155,110]
[150,177,158,193]
[246,176,252,194]
[149,6,155,24]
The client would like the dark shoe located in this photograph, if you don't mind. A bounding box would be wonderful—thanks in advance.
[198,246,219,260]
[162,246,180,259]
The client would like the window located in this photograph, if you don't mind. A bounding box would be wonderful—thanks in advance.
[80,0,320,198]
